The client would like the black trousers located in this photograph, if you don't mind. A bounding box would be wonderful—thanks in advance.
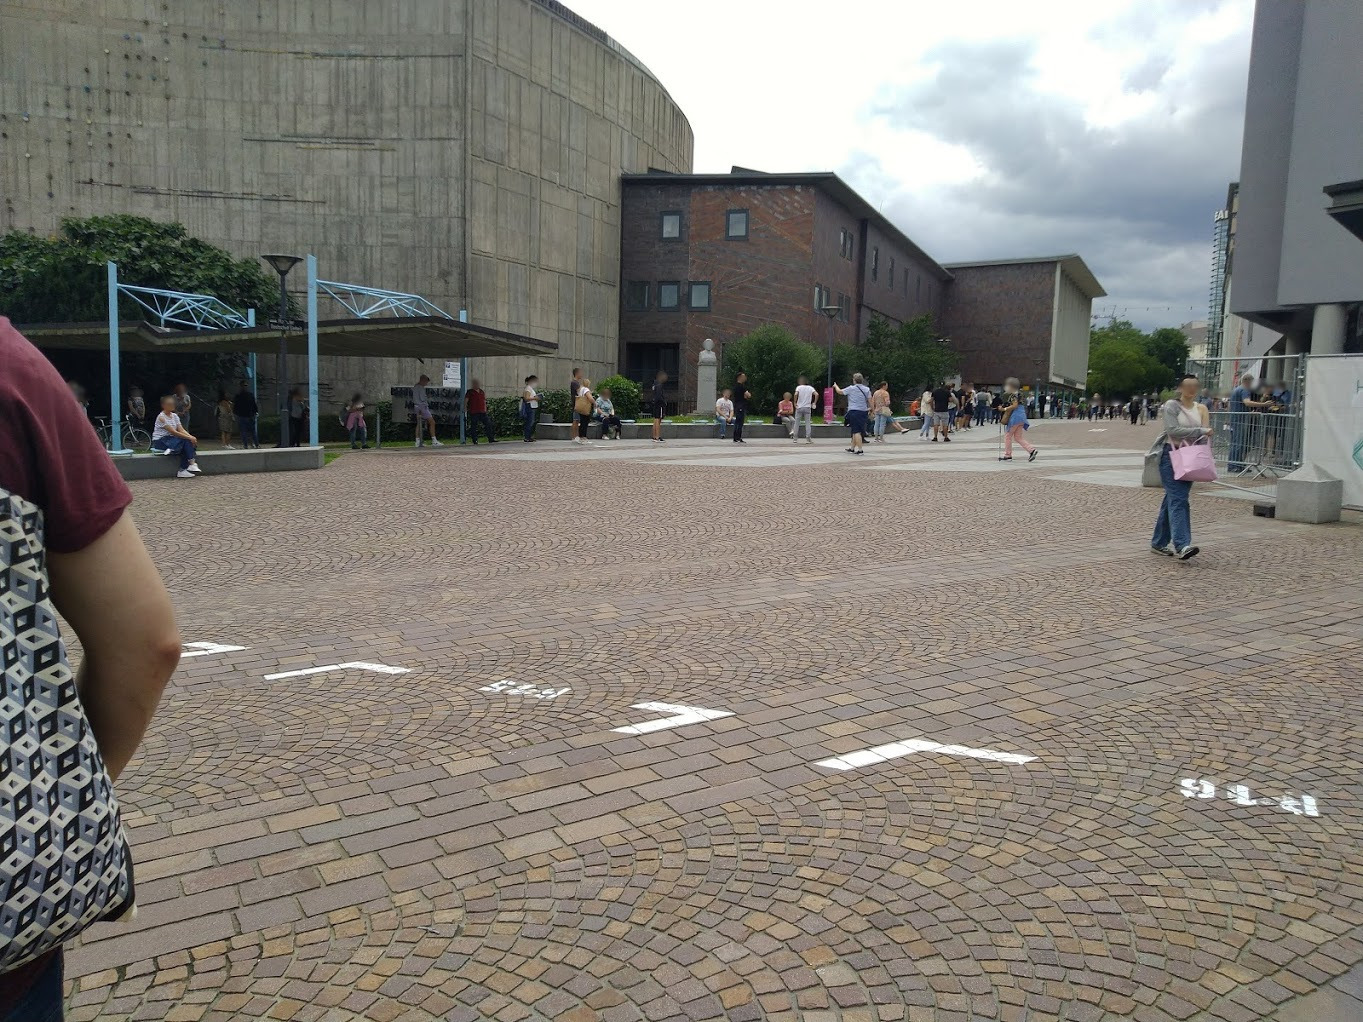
[733,410,746,441]
[469,412,496,443]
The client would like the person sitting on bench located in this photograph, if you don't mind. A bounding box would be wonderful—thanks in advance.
[150,394,201,478]
[594,387,623,440]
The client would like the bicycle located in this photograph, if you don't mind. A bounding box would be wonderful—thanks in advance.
[93,417,152,452]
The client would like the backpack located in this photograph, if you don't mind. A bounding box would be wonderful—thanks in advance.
[0,487,136,971]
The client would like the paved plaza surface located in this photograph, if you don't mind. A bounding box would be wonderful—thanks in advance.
[66,419,1362,1022]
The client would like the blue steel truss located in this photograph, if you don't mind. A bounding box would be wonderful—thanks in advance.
[316,280,452,320]
[118,284,252,330]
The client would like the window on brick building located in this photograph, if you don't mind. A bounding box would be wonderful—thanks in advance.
[625,281,650,310]
[889,257,895,290]
[814,284,826,310]
[726,209,749,239]
[916,275,921,302]
[839,229,856,260]
[688,281,711,309]
[836,293,851,322]
[660,211,682,239]
[659,281,680,309]
[870,247,879,282]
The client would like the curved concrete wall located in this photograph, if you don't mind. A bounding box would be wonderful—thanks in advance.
[0,0,693,402]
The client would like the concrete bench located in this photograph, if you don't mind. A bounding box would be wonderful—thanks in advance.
[112,446,325,480]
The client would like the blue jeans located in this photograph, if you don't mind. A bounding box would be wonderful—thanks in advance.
[2,950,63,1022]
[522,408,538,441]
[151,435,196,470]
[716,416,728,439]
[236,415,258,448]
[1152,446,1192,551]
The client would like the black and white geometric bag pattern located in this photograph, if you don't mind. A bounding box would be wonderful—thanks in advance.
[0,487,135,972]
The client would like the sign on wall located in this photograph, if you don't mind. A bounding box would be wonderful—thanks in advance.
[1302,355,1363,511]
[390,386,463,425]
[442,360,462,388]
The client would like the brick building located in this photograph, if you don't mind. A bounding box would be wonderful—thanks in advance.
[940,256,1105,396]
[620,170,1104,408]
[619,170,951,406]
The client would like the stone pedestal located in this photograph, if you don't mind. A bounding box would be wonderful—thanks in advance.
[696,337,718,415]
[1276,463,1343,524]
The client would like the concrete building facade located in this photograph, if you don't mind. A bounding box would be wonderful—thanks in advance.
[1231,0,1363,359]
[619,171,950,406]
[0,0,693,403]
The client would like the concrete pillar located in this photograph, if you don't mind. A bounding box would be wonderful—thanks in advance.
[696,337,717,415]
[1311,303,1348,356]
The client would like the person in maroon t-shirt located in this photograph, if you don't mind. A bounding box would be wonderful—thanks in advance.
[0,318,182,1022]
[465,378,496,445]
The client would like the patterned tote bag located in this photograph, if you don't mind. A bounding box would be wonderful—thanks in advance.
[0,487,135,972]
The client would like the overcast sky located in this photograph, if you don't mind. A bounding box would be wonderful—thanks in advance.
[569,0,1254,331]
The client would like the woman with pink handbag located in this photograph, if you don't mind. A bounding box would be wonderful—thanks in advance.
[1149,373,1214,560]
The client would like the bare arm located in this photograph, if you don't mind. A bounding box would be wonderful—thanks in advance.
[47,510,181,780]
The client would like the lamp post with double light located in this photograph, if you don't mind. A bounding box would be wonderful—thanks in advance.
[820,303,841,390]
[261,254,302,447]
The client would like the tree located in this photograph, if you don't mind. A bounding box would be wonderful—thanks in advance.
[721,325,823,414]
[1086,319,1189,396]
[837,315,957,403]
[0,215,281,414]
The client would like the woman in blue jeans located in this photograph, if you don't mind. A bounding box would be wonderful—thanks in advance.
[1151,373,1211,561]
[149,395,201,478]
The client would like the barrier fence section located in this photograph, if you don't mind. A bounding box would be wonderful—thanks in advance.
[1186,353,1305,480]
[1301,353,1363,511]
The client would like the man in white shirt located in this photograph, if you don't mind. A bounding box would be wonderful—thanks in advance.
[792,376,817,444]
[714,390,735,439]
[919,389,934,438]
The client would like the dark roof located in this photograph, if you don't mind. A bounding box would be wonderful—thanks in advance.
[941,254,1107,299]
[1324,180,1363,244]
[622,169,953,282]
[17,316,558,360]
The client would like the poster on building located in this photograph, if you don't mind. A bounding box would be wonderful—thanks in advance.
[390,386,462,425]
[442,360,461,388]
[1302,355,1363,511]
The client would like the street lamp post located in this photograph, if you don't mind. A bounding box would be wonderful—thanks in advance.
[261,254,302,447]
[820,304,840,390]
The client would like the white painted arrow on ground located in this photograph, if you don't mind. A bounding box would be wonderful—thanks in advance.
[815,738,1036,772]
[181,641,249,658]
[612,702,734,735]
[264,661,410,681]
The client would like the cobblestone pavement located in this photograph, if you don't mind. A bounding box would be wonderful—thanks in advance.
[64,419,1362,1021]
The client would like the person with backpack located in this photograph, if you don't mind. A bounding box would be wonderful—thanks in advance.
[833,373,873,455]
[0,318,180,1022]
[999,378,1039,462]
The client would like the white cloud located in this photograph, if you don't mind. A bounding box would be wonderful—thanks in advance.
[567,0,1254,327]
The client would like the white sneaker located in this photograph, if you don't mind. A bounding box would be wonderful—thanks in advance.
[415,439,423,448]
[187,463,202,474]
[176,469,194,479]
[225,444,236,450]
[431,439,444,447]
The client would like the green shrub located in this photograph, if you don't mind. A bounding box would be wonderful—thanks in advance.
[595,375,641,419]
[722,325,824,414]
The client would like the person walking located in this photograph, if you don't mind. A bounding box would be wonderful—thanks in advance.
[731,372,751,444]
[232,380,259,449]
[215,392,236,448]
[650,370,667,443]
[344,393,369,449]
[411,374,442,447]
[0,319,180,1022]
[834,373,873,455]
[1129,396,1141,426]
[1151,373,1212,561]
[520,374,540,443]
[999,379,1038,462]
[465,379,496,444]
[793,375,817,444]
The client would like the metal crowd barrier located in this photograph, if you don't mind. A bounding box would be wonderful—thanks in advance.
[1208,410,1302,479]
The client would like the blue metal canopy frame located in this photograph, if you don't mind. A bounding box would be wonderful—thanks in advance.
[106,261,255,454]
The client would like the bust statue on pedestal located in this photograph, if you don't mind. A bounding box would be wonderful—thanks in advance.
[696,337,718,413]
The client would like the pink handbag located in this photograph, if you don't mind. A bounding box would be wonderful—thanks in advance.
[1170,440,1218,482]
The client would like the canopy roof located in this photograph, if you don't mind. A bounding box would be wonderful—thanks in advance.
[17,315,557,359]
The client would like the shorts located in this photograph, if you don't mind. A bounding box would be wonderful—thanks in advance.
[652,402,665,420]
[933,412,949,427]
[846,409,868,435]
[414,401,431,419]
